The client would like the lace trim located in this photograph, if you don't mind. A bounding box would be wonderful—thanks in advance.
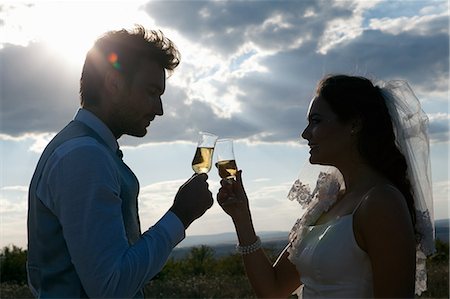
[287,171,341,268]
[414,209,435,295]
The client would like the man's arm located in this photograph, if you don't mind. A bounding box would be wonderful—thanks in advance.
[46,142,184,297]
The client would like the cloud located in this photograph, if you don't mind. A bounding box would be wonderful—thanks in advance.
[0,0,448,146]
[428,113,450,143]
[247,182,293,208]
[369,11,448,36]
[2,185,28,192]
[0,185,28,216]
[0,43,80,136]
[0,186,28,247]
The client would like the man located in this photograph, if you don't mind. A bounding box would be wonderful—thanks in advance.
[27,26,213,298]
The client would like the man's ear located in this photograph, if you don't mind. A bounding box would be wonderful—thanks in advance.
[104,69,125,96]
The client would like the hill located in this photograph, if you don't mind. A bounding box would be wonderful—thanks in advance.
[435,218,449,243]
[172,231,288,259]
[177,231,288,248]
[172,219,449,259]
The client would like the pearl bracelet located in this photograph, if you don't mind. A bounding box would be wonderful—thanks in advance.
[236,236,261,255]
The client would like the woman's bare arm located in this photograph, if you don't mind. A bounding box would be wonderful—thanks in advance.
[355,185,416,298]
[218,171,301,298]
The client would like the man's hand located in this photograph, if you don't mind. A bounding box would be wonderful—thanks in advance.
[169,173,213,229]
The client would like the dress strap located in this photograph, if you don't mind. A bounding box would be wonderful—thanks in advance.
[351,185,379,215]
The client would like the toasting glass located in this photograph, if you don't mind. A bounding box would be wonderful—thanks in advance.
[191,132,218,174]
[215,139,238,179]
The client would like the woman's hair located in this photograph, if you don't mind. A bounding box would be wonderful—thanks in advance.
[316,74,416,225]
[80,25,180,107]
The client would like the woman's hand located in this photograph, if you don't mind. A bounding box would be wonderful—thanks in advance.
[218,170,301,298]
[217,170,251,221]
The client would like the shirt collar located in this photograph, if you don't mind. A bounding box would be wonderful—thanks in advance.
[73,108,119,153]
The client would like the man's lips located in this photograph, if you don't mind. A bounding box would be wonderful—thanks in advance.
[145,115,155,126]
[308,143,318,152]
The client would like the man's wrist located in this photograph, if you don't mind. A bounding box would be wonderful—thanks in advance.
[169,206,189,229]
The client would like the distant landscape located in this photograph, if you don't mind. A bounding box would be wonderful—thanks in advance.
[434,219,449,243]
[173,231,289,259]
[173,219,449,259]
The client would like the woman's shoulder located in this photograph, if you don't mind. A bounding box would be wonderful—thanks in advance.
[354,182,415,251]
[356,182,412,230]
[363,183,406,211]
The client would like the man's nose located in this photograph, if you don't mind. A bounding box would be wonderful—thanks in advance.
[155,97,163,116]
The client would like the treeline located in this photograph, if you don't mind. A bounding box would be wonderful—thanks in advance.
[0,244,279,298]
[1,241,448,298]
[0,244,281,284]
[0,245,27,284]
[145,245,267,298]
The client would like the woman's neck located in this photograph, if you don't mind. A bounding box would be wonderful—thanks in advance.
[339,162,381,194]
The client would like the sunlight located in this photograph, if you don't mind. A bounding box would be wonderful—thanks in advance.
[1,1,152,66]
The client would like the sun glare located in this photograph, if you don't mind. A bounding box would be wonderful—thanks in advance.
[2,1,153,66]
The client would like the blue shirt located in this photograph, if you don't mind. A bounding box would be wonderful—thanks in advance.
[27,108,185,298]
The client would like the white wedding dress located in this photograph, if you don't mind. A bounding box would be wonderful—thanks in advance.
[287,200,373,298]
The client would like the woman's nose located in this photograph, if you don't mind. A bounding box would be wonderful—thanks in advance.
[301,125,310,141]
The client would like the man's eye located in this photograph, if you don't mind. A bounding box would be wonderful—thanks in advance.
[310,118,321,124]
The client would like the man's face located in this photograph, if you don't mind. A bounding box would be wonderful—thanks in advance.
[114,59,166,138]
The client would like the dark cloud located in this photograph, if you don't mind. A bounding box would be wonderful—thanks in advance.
[321,30,449,91]
[143,0,348,56]
[0,43,80,136]
[1,1,448,146]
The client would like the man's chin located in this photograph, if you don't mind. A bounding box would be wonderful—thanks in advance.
[128,128,148,138]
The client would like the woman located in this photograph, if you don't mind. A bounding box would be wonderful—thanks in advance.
[217,75,435,298]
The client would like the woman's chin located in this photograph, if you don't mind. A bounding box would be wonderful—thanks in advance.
[308,157,331,167]
[309,156,319,164]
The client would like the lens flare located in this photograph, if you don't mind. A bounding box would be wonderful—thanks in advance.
[108,52,121,70]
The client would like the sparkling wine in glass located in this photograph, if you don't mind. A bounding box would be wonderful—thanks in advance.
[215,139,238,179]
[192,132,218,174]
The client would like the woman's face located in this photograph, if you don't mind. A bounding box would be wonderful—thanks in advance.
[301,96,354,166]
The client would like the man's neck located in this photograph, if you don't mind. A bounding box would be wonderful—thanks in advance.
[82,106,122,140]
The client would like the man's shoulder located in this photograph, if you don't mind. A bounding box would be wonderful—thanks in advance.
[43,136,116,179]
[44,120,110,160]
[53,136,106,158]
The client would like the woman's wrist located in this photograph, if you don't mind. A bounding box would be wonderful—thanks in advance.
[233,217,258,246]
[236,235,262,255]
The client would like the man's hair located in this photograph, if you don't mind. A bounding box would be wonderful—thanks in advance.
[80,25,180,107]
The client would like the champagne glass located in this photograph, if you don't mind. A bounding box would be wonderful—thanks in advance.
[215,139,238,179]
[191,132,218,174]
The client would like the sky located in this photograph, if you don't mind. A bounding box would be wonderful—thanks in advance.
[0,0,449,249]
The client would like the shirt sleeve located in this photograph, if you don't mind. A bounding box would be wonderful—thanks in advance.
[45,140,185,298]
